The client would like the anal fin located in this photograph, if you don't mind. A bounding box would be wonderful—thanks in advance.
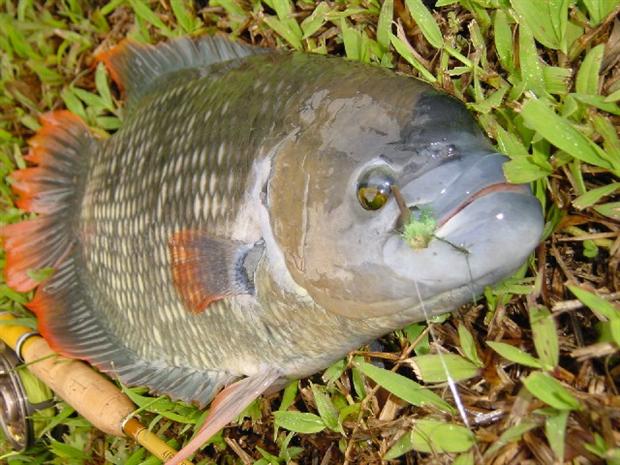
[165,368,282,465]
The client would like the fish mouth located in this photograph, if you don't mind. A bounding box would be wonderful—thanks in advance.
[396,152,529,235]
[435,182,530,228]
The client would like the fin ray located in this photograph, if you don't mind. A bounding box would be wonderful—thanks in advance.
[1,111,95,291]
[97,36,268,112]
[168,230,259,313]
[165,368,281,465]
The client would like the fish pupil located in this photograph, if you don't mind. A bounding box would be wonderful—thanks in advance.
[357,167,395,211]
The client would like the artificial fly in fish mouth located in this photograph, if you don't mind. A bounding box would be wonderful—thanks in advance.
[0,36,544,464]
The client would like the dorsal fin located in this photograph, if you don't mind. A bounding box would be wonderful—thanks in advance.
[96,36,268,111]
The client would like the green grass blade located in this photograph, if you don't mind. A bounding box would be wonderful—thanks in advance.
[487,341,543,368]
[376,0,393,51]
[576,44,605,95]
[520,98,616,172]
[529,305,559,369]
[403,0,443,49]
[273,411,326,433]
[523,372,581,411]
[356,361,455,414]
[409,354,480,382]
[384,419,475,459]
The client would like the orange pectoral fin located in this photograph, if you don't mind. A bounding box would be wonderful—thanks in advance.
[168,230,261,314]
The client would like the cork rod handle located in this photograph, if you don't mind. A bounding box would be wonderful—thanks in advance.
[21,337,134,436]
[0,314,194,464]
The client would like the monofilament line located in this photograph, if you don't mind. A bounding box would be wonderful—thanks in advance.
[413,279,470,427]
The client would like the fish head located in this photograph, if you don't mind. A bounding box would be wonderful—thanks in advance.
[269,83,543,321]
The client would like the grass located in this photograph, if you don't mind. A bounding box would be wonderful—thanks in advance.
[1,0,619,463]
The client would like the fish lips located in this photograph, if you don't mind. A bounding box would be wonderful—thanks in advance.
[382,153,543,304]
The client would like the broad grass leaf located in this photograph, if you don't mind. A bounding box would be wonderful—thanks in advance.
[493,9,513,72]
[454,451,474,465]
[605,87,620,102]
[582,0,619,25]
[170,0,197,34]
[95,63,115,111]
[529,305,559,369]
[511,0,567,51]
[341,19,362,61]
[496,126,529,158]
[458,324,483,367]
[594,202,620,220]
[61,88,87,120]
[592,115,620,161]
[72,87,106,111]
[523,371,581,411]
[278,380,298,411]
[338,402,360,425]
[520,98,614,171]
[128,0,173,37]
[351,363,367,399]
[0,14,39,59]
[356,361,455,413]
[403,0,443,49]
[470,82,509,114]
[572,93,620,115]
[503,156,552,183]
[49,439,91,460]
[256,445,280,464]
[322,358,346,384]
[95,116,122,130]
[576,44,604,95]
[273,411,326,433]
[518,22,545,96]
[573,183,620,209]
[548,0,569,52]
[310,384,341,433]
[384,419,475,459]
[408,354,480,382]
[300,2,330,39]
[568,285,620,345]
[377,0,394,51]
[211,0,246,19]
[487,341,543,368]
[545,410,569,461]
[272,0,293,20]
[568,286,620,321]
[263,16,302,50]
[390,34,436,82]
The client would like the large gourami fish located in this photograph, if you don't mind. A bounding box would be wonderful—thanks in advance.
[2,37,543,463]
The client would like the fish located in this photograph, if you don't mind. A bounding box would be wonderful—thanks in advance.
[1,36,543,463]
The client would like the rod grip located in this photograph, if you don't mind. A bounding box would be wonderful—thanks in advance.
[19,337,135,436]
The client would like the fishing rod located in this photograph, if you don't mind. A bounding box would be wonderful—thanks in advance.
[0,312,193,464]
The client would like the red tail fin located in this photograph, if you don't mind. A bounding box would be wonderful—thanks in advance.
[1,111,96,292]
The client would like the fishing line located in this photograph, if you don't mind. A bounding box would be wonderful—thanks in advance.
[414,240,483,459]
[413,279,470,429]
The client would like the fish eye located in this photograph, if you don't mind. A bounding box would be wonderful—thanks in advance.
[357,167,395,211]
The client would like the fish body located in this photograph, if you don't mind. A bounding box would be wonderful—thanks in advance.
[3,37,542,460]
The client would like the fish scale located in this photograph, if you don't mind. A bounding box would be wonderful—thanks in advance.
[81,52,341,373]
[1,36,544,463]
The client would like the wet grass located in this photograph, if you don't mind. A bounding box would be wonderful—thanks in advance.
[0,0,619,464]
